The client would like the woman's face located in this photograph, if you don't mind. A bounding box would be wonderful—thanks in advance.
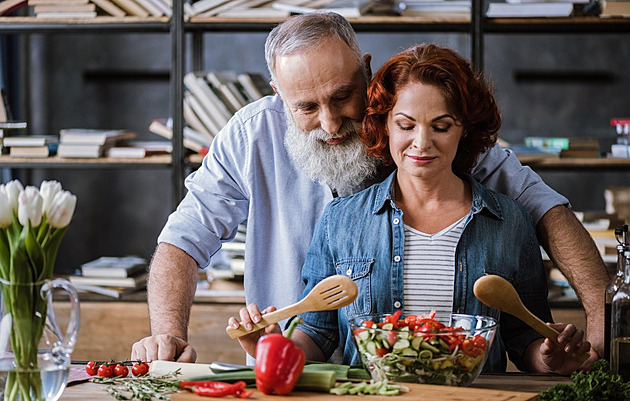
[387,81,463,182]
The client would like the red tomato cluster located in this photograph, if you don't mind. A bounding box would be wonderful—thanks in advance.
[85,361,149,378]
[354,310,488,356]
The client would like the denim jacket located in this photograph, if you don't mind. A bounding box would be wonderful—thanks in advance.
[298,171,552,372]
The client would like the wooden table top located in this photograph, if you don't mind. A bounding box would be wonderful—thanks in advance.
[60,367,571,400]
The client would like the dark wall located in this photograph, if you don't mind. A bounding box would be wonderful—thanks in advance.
[17,30,630,274]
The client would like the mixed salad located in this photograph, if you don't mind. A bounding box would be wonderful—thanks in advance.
[352,310,491,386]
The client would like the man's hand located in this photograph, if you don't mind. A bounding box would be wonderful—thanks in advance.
[534,323,592,375]
[131,334,197,363]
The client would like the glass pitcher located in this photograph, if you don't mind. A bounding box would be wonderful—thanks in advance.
[0,278,80,401]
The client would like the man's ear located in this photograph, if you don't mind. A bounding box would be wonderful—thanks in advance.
[363,53,373,79]
[270,81,280,97]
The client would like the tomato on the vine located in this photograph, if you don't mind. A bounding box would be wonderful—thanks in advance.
[114,364,129,377]
[132,362,149,377]
[97,364,115,377]
[85,361,98,376]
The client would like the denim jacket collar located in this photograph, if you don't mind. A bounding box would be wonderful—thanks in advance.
[372,170,504,221]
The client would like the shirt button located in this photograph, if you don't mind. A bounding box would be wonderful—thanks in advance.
[394,301,401,308]
[393,218,400,225]
[346,268,352,276]
[394,255,401,262]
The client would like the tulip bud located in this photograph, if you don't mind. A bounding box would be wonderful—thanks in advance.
[0,190,12,228]
[5,180,24,214]
[17,186,43,227]
[47,191,77,228]
[40,180,62,217]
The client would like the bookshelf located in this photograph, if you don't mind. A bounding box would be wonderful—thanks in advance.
[0,2,629,271]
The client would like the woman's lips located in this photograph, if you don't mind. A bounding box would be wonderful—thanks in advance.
[407,155,436,164]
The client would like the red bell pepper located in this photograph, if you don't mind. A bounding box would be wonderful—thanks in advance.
[254,317,306,395]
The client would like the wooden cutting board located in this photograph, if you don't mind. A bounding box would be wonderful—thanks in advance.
[171,382,538,401]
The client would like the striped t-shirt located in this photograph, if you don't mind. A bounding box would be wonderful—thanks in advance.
[402,212,470,319]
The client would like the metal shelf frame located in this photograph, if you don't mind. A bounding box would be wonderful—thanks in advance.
[1,7,630,208]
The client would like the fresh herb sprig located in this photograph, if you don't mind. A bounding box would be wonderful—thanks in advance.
[92,370,181,401]
[540,359,630,401]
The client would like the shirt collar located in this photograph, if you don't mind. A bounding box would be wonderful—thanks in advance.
[371,170,504,221]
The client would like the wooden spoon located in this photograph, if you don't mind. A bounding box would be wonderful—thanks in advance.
[226,275,358,339]
[474,274,590,364]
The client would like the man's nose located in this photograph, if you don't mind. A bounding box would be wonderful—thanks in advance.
[319,107,343,135]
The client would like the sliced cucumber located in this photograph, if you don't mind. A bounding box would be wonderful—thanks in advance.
[357,330,371,341]
[402,348,418,357]
[393,339,410,351]
[420,341,440,354]
[366,341,378,356]
[381,323,394,330]
[411,336,423,350]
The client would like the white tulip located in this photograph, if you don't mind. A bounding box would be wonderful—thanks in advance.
[40,180,62,217]
[47,191,77,228]
[0,190,12,228]
[5,180,24,214]
[17,186,43,227]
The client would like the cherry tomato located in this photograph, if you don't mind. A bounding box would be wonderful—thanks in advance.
[461,339,485,357]
[97,363,115,377]
[85,361,98,376]
[114,364,129,377]
[361,320,375,328]
[376,347,390,357]
[387,330,398,347]
[132,362,149,377]
[473,334,488,351]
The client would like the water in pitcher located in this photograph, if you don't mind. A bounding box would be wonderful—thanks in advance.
[0,353,70,401]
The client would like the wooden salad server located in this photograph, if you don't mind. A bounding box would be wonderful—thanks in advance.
[474,274,590,365]
[226,275,358,339]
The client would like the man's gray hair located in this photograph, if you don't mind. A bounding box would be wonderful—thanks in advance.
[264,11,366,90]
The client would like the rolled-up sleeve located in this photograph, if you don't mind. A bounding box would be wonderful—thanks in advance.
[157,117,250,268]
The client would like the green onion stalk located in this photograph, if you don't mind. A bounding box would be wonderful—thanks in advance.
[0,180,76,401]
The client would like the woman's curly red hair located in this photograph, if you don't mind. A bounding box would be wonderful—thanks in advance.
[361,44,501,173]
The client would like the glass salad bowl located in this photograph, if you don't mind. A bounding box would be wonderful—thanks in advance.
[350,312,497,387]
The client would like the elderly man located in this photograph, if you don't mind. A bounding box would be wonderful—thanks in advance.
[131,12,606,364]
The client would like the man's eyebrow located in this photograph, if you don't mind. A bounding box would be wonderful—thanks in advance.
[291,84,358,109]
[330,85,356,97]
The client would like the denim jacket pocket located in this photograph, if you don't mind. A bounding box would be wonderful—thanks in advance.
[335,258,374,317]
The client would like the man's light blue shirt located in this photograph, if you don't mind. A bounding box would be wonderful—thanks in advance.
[158,95,568,319]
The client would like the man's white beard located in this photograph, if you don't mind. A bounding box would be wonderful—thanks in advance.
[284,111,379,195]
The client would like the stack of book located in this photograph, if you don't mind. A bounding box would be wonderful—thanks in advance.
[600,0,630,17]
[183,70,272,138]
[559,137,600,158]
[4,135,58,158]
[396,0,470,18]
[57,128,137,158]
[189,0,383,18]
[29,0,97,18]
[106,139,172,158]
[149,70,272,154]
[69,256,149,298]
[486,0,582,18]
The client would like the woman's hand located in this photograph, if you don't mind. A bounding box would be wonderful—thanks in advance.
[537,323,593,375]
[227,304,281,357]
